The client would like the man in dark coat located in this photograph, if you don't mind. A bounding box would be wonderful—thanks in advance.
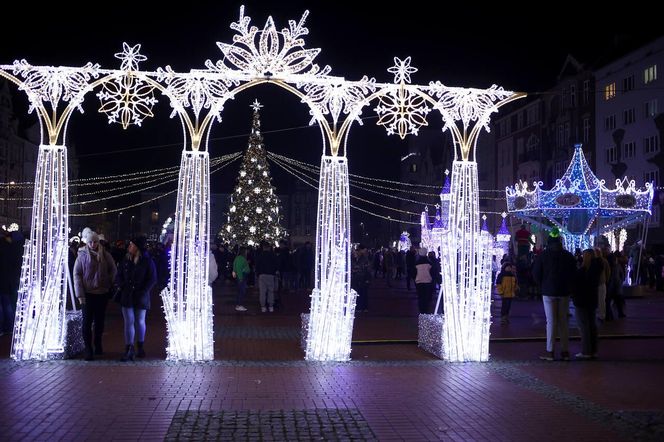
[532,228,577,361]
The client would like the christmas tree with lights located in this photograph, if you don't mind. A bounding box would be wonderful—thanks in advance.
[219,100,286,247]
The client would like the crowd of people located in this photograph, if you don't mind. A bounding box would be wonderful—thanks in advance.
[498,225,632,362]
[0,221,660,364]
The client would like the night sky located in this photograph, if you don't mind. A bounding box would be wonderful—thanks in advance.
[1,2,660,229]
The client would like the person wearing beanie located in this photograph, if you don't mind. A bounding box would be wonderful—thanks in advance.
[73,227,117,361]
[115,235,156,361]
[532,229,577,361]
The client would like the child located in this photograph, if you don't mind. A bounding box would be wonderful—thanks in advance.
[496,263,519,324]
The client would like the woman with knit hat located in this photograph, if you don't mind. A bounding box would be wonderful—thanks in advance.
[73,227,117,361]
[115,235,156,361]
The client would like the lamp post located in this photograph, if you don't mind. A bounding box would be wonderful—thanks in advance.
[117,211,123,240]
[130,215,135,237]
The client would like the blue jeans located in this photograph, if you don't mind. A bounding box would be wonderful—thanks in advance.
[237,279,247,305]
[122,307,146,345]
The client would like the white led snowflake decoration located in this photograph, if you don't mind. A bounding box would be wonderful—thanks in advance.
[157,67,234,121]
[374,57,430,139]
[97,74,158,129]
[11,60,100,113]
[208,6,328,78]
[375,85,430,139]
[115,43,147,71]
[429,83,514,134]
[387,56,418,84]
[304,76,377,127]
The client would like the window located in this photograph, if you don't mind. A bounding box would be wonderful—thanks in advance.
[409,163,417,173]
[644,65,657,84]
[644,169,659,186]
[570,84,576,107]
[604,82,616,100]
[527,106,538,125]
[623,108,636,125]
[527,134,539,151]
[605,115,616,131]
[645,135,660,154]
[624,141,636,159]
[622,75,634,92]
[645,99,658,118]
[606,146,617,163]
[583,80,590,104]
[583,118,591,143]
[564,122,570,143]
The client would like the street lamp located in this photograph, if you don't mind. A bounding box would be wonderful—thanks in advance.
[117,211,123,240]
[130,215,135,237]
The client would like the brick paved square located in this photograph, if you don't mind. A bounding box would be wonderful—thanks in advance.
[165,409,377,441]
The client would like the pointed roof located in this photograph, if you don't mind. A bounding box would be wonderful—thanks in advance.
[556,144,600,191]
[441,175,450,195]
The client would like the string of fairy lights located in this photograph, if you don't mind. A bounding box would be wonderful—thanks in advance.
[1,150,511,224]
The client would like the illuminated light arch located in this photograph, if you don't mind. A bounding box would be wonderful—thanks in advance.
[2,5,524,362]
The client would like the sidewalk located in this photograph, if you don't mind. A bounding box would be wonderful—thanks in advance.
[0,278,662,440]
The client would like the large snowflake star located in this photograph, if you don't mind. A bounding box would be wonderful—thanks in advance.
[97,75,157,129]
[375,86,430,139]
[387,56,418,84]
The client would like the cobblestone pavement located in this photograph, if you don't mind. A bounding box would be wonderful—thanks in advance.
[0,280,662,441]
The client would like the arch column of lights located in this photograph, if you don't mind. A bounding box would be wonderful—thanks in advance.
[0,63,100,360]
[2,5,524,362]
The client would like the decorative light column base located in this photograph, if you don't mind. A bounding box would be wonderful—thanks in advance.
[418,314,445,359]
[162,150,213,361]
[305,156,356,362]
[11,144,69,361]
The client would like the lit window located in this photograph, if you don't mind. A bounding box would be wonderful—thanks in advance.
[644,65,657,84]
[604,82,616,100]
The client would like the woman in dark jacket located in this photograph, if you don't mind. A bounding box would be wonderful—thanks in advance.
[115,236,156,361]
[572,249,602,359]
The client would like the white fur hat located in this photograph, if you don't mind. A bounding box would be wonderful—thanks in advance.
[82,227,99,243]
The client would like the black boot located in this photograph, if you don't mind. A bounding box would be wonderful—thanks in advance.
[136,342,146,358]
[84,346,94,361]
[120,344,135,362]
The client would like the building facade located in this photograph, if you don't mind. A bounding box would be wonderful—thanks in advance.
[595,36,664,240]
